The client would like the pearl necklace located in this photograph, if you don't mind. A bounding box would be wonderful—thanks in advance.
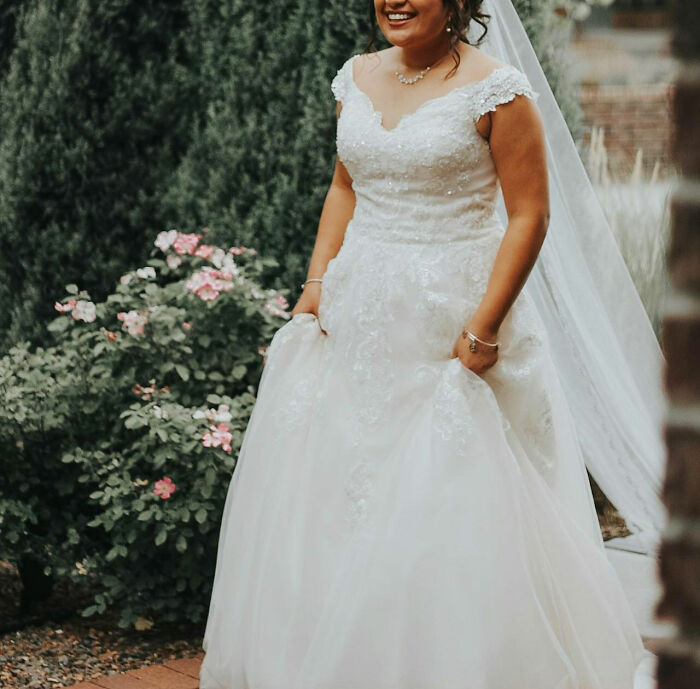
[394,50,451,85]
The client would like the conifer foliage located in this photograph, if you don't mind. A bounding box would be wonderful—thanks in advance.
[0,0,203,347]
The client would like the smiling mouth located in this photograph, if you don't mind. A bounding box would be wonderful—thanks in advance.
[386,12,416,25]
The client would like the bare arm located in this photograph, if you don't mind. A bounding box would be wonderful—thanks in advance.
[291,102,356,319]
[453,94,549,371]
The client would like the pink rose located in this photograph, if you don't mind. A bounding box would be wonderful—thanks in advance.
[117,310,148,336]
[133,382,157,400]
[273,295,289,309]
[265,295,291,319]
[71,300,96,323]
[202,423,233,452]
[55,298,77,313]
[194,244,215,259]
[185,267,234,302]
[153,476,176,499]
[173,233,202,255]
[154,229,178,252]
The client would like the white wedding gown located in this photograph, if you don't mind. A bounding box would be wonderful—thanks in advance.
[199,54,647,689]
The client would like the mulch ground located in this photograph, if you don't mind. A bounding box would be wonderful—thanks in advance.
[0,561,203,689]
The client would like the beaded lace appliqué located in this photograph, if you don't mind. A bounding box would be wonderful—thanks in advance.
[324,54,543,528]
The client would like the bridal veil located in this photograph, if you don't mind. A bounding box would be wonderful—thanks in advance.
[471,0,667,558]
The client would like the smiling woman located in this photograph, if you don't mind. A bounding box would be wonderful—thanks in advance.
[198,2,664,688]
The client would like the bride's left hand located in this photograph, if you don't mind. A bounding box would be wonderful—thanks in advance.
[451,326,499,376]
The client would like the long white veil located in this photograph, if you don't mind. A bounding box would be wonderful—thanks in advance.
[470,0,667,557]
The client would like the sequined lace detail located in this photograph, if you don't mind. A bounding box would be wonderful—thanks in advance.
[464,66,539,121]
[323,53,543,528]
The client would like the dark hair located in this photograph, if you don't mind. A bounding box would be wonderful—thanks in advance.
[362,1,490,79]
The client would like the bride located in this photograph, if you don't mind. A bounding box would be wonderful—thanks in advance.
[199,1,666,688]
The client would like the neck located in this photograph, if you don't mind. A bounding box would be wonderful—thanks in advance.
[398,36,454,70]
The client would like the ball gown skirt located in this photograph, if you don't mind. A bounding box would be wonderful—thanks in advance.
[198,57,647,689]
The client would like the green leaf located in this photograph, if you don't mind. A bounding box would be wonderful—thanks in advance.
[175,364,190,381]
[195,508,207,524]
[48,318,70,333]
[155,528,167,546]
[231,365,247,380]
[124,415,148,429]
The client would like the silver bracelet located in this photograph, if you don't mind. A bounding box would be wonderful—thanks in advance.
[462,328,499,352]
[300,278,323,289]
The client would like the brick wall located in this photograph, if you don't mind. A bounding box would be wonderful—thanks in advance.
[579,84,673,173]
[657,0,700,687]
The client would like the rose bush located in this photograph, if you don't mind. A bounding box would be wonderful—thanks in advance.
[0,229,290,627]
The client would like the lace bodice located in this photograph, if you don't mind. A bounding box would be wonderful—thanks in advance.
[330,53,537,244]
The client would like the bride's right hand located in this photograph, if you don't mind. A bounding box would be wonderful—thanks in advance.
[290,283,327,333]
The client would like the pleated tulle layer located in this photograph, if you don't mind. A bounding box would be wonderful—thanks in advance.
[199,273,646,689]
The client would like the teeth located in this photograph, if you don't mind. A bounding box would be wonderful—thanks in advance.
[388,13,413,20]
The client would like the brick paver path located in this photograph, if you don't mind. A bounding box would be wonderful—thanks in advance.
[65,653,203,689]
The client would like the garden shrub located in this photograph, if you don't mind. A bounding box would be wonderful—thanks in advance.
[0,231,290,627]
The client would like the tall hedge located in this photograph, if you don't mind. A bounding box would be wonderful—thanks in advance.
[0,0,205,348]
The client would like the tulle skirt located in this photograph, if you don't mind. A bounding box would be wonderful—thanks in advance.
[199,225,646,689]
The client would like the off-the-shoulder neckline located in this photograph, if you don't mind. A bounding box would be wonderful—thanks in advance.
[345,53,517,133]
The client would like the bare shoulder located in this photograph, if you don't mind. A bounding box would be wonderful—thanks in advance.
[354,47,395,79]
[459,44,507,81]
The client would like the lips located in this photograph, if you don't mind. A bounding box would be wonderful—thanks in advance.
[386,12,416,26]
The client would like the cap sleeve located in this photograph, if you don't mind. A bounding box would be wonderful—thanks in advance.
[330,54,358,105]
[471,65,539,120]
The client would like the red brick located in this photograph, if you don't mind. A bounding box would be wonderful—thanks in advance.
[669,196,700,291]
[657,539,700,627]
[131,664,199,689]
[91,673,160,689]
[664,426,700,517]
[663,314,700,402]
[673,80,700,176]
[163,655,204,678]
